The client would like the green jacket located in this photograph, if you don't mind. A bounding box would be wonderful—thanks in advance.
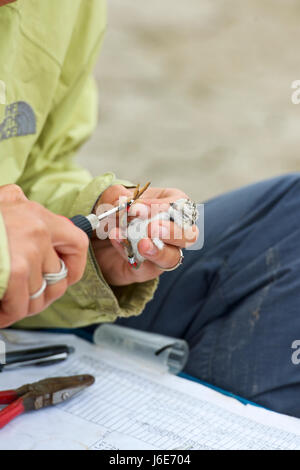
[0,0,158,328]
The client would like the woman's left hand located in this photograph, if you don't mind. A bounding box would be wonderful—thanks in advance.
[91,185,199,286]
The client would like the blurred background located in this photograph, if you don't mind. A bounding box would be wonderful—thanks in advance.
[77,0,300,202]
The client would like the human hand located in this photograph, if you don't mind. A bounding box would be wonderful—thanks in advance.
[0,185,89,327]
[91,184,199,286]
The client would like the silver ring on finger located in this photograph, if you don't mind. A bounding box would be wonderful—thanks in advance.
[157,248,184,272]
[29,279,47,300]
[43,259,68,286]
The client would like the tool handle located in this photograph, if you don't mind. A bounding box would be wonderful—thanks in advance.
[0,390,18,405]
[0,398,25,429]
[5,345,73,366]
[70,215,93,239]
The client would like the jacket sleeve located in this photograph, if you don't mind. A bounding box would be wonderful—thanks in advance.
[14,36,158,329]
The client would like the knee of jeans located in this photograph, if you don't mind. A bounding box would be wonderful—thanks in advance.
[269,173,300,203]
[279,172,300,187]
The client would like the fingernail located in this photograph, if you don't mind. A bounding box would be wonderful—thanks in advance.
[153,237,164,251]
[144,239,157,256]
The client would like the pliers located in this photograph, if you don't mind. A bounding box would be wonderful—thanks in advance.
[0,374,95,429]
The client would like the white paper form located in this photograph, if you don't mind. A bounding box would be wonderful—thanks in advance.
[1,330,300,450]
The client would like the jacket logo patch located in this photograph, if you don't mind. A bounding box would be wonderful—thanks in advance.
[0,101,36,141]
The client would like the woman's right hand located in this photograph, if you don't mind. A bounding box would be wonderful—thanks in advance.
[0,185,89,327]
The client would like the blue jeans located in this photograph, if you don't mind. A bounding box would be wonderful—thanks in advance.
[114,174,300,417]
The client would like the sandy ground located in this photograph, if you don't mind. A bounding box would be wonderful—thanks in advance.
[77,0,300,202]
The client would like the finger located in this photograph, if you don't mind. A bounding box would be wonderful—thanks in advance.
[128,197,193,222]
[133,186,187,203]
[134,189,187,207]
[0,261,30,327]
[50,215,89,285]
[22,205,89,286]
[43,251,68,308]
[28,258,46,316]
[29,248,70,315]
[128,200,170,219]
[138,238,182,270]
[99,184,133,207]
[148,220,199,248]
[56,250,87,286]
